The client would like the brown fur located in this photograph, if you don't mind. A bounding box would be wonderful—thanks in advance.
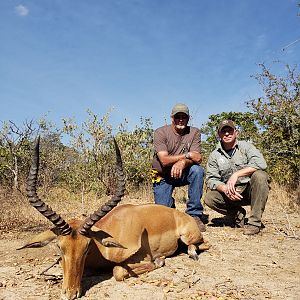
[20,204,209,299]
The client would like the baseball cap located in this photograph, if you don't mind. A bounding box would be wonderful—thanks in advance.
[218,120,236,132]
[171,103,189,116]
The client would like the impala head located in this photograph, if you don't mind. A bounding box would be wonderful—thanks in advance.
[21,136,125,300]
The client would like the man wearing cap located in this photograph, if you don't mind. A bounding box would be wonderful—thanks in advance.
[151,103,206,232]
[204,119,269,235]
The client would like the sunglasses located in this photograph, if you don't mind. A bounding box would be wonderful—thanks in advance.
[220,127,235,134]
[174,114,188,120]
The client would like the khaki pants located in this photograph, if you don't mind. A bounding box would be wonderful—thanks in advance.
[204,170,269,227]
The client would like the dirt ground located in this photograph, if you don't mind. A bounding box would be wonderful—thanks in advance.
[0,194,300,300]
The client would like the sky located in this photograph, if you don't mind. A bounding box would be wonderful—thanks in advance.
[0,0,299,132]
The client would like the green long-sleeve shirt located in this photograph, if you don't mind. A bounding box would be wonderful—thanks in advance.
[206,140,267,190]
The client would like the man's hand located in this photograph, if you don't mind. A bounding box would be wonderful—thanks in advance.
[220,167,257,200]
[218,183,243,201]
[171,159,186,179]
[188,151,202,164]
[157,151,201,168]
[226,173,239,194]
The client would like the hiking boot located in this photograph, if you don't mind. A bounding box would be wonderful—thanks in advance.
[224,207,246,228]
[235,207,246,228]
[193,217,206,232]
[243,224,260,235]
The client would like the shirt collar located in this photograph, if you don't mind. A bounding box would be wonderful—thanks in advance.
[217,140,239,154]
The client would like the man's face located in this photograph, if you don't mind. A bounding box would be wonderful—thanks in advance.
[218,126,237,144]
[172,113,189,130]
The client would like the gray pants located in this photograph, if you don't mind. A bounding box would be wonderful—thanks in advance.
[204,170,269,227]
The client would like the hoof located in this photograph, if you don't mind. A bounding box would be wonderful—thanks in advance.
[154,257,165,268]
[189,253,199,260]
[113,266,127,281]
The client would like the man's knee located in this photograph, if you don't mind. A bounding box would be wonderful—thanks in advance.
[153,180,175,207]
[154,193,173,207]
[204,190,220,208]
[251,170,268,184]
[189,164,205,178]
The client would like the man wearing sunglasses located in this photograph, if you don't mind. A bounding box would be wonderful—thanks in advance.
[204,119,269,235]
[151,103,206,232]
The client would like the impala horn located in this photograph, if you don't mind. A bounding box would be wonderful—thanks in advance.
[79,138,125,236]
[26,136,72,235]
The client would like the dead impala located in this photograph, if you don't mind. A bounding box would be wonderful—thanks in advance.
[19,137,209,300]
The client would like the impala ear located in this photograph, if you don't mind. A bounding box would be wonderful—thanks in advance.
[17,228,59,250]
[89,230,127,249]
[101,239,127,249]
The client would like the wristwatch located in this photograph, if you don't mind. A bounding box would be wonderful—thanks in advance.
[185,152,191,159]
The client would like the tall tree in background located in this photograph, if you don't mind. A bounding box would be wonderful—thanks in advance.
[62,110,154,199]
[116,116,153,189]
[0,120,35,190]
[62,110,113,197]
[248,63,300,189]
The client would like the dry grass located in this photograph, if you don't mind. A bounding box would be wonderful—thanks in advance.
[0,183,298,237]
[0,189,48,235]
[269,182,300,212]
[265,183,300,240]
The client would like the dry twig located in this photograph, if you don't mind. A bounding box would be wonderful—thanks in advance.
[271,215,299,240]
[40,257,62,277]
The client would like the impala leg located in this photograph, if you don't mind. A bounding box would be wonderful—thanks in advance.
[113,257,165,281]
[113,262,156,281]
[187,244,199,260]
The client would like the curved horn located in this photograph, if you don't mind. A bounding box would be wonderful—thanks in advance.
[79,138,125,236]
[26,136,72,236]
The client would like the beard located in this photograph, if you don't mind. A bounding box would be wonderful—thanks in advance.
[175,124,186,130]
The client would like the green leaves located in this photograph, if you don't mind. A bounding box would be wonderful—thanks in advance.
[247,63,300,188]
